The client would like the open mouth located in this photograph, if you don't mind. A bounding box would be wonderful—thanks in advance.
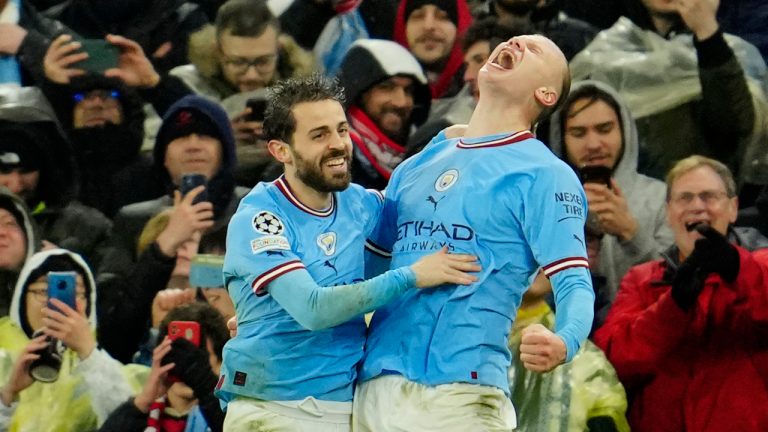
[323,156,347,170]
[492,47,517,70]
[685,221,710,232]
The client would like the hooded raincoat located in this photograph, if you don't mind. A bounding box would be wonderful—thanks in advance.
[0,249,147,431]
[0,188,38,317]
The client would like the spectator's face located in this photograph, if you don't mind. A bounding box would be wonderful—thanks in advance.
[0,168,39,201]
[463,40,491,101]
[25,274,87,331]
[201,288,235,320]
[72,89,123,128]
[164,134,223,185]
[564,98,622,169]
[218,27,279,93]
[283,100,352,192]
[480,36,567,110]
[666,166,738,258]
[0,208,26,271]
[361,76,416,142]
[406,4,457,67]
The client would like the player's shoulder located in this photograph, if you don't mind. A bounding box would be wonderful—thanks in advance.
[240,180,281,206]
[232,181,286,225]
[341,183,384,203]
[519,140,579,176]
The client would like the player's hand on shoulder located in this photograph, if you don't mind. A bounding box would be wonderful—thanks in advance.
[519,323,566,373]
[411,246,480,288]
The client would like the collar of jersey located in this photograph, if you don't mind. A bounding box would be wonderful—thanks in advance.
[457,130,534,149]
[275,175,336,217]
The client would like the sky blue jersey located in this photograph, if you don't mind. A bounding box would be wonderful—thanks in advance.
[216,175,384,403]
[361,130,595,395]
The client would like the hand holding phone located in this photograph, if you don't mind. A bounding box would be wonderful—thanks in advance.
[180,173,208,205]
[168,321,201,347]
[245,98,268,122]
[72,39,120,74]
[165,320,201,384]
[47,272,77,312]
[578,165,613,189]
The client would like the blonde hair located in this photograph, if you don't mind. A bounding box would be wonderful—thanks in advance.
[136,209,173,255]
[665,155,737,201]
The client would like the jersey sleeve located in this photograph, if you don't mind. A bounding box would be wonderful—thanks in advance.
[523,163,594,361]
[223,201,305,296]
[524,164,590,275]
[268,266,416,331]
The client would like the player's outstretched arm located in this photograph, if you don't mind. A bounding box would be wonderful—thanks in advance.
[269,248,480,331]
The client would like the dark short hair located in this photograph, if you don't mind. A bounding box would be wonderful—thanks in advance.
[263,74,346,144]
[461,16,531,52]
[215,0,279,40]
[199,224,227,254]
[159,302,229,361]
[557,82,623,145]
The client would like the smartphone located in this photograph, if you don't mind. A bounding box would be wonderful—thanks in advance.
[245,98,268,122]
[166,320,201,384]
[180,173,208,204]
[578,165,613,189]
[168,321,201,347]
[73,39,119,73]
[47,272,77,312]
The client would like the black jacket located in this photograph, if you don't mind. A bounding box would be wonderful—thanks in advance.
[0,86,111,269]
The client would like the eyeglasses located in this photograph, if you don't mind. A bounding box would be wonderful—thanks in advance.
[670,190,730,206]
[220,53,278,75]
[73,89,121,103]
[27,289,87,303]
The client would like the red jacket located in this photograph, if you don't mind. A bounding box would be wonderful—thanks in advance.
[594,246,768,432]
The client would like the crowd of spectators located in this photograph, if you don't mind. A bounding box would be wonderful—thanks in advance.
[0,0,767,430]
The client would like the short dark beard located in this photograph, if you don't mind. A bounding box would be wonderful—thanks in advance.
[371,108,411,144]
[292,148,351,193]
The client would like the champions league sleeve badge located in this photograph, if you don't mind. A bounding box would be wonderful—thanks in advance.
[251,211,290,254]
[253,211,284,235]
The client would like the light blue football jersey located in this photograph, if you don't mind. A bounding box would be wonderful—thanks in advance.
[361,130,594,394]
[216,175,383,403]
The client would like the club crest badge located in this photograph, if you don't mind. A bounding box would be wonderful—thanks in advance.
[253,211,284,235]
[435,169,459,192]
[317,232,337,256]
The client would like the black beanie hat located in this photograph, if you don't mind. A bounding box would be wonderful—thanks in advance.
[157,108,225,151]
[405,0,458,26]
[0,128,41,173]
